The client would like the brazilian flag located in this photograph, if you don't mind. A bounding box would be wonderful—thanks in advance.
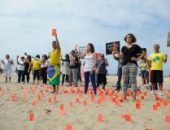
[47,65,61,86]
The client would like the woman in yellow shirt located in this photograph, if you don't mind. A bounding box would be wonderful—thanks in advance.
[47,33,61,94]
[31,55,41,85]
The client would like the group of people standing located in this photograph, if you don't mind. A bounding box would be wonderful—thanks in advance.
[1,53,48,85]
[0,33,168,100]
[112,33,167,100]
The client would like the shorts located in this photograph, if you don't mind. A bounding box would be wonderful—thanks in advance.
[150,70,163,83]
[4,70,12,78]
[140,70,147,79]
[33,70,40,80]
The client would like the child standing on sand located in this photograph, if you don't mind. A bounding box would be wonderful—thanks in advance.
[139,57,148,86]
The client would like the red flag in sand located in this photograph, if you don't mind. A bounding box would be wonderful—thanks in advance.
[122,113,132,122]
[83,100,88,107]
[48,98,52,103]
[153,104,158,111]
[66,125,73,130]
[11,94,18,102]
[165,114,170,123]
[32,100,37,107]
[97,114,103,123]
[60,104,64,110]
[91,95,95,102]
[29,112,35,122]
[136,100,141,109]
[76,98,81,103]
[59,104,65,116]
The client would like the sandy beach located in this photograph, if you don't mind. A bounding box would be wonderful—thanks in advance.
[0,74,170,130]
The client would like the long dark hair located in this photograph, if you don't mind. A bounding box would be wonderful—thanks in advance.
[27,55,32,62]
[65,54,70,63]
[43,54,48,60]
[88,43,95,53]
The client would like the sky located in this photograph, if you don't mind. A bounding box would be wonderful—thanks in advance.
[0,0,170,75]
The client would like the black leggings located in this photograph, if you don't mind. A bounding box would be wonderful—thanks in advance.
[62,74,69,85]
[97,74,107,89]
[41,67,47,84]
[18,70,24,83]
[22,71,30,83]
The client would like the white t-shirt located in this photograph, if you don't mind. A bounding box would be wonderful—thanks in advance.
[3,59,13,71]
[84,54,95,72]
[41,61,48,68]
[17,60,25,71]
[61,61,69,75]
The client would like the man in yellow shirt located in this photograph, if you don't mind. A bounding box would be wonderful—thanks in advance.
[148,44,167,96]
[31,55,41,85]
[47,33,61,94]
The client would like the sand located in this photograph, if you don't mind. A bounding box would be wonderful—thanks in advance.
[0,74,170,130]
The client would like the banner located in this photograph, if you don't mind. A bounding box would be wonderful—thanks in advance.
[167,32,170,47]
[106,41,120,55]
[79,46,86,59]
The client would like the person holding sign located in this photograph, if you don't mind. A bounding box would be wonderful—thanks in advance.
[120,33,145,100]
[83,43,97,95]
[148,44,167,96]
[48,29,61,94]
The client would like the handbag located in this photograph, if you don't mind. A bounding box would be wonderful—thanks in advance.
[96,61,103,74]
